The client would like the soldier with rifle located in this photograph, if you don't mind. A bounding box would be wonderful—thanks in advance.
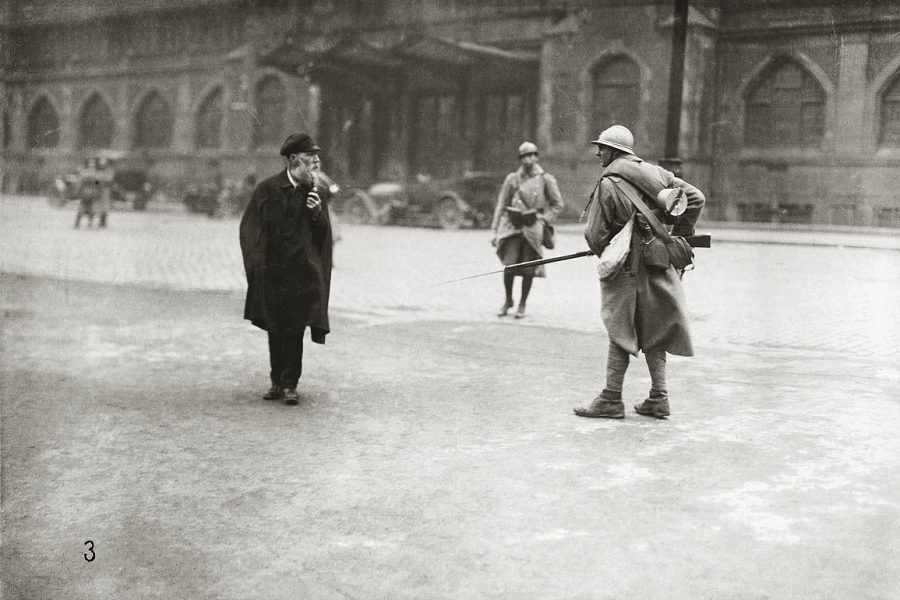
[573,125,705,420]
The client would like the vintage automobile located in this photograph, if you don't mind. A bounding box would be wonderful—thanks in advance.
[183,183,221,217]
[110,167,152,211]
[332,171,503,229]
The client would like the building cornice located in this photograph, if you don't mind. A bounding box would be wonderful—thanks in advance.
[721,17,900,41]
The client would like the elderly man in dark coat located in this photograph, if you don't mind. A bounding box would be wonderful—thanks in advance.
[574,125,704,420]
[239,133,333,406]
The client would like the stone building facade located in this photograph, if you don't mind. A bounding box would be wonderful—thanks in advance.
[2,0,899,226]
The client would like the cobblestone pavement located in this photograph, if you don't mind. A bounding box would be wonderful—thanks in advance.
[2,195,898,361]
[3,195,900,599]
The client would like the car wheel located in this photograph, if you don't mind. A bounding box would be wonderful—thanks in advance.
[437,197,464,230]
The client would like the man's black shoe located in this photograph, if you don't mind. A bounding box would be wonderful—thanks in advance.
[262,385,282,400]
[634,397,670,419]
[283,388,300,405]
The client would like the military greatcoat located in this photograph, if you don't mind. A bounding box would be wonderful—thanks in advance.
[583,155,705,357]
[491,165,563,276]
[239,170,333,343]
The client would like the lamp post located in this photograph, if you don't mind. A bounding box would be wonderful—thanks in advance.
[661,0,689,178]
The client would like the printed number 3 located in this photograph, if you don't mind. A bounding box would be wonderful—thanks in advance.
[83,540,95,562]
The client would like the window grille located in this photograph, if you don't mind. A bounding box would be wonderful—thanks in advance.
[79,94,114,149]
[880,75,900,146]
[27,97,60,148]
[135,91,174,149]
[196,88,224,149]
[592,56,640,132]
[253,77,286,149]
[745,59,824,147]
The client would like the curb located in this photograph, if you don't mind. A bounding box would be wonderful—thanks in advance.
[554,223,900,251]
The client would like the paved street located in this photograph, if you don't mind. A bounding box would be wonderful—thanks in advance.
[2,195,900,599]
[2,195,899,357]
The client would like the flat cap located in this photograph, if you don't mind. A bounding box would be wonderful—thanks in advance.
[279,132,322,156]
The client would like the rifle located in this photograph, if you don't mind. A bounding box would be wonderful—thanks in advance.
[435,234,711,285]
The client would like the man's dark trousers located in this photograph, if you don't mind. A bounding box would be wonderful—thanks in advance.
[268,328,305,389]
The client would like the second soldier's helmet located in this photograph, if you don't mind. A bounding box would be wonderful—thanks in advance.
[589,125,635,155]
[518,141,538,157]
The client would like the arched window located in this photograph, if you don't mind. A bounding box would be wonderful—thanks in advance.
[253,76,286,149]
[592,56,640,132]
[880,74,900,146]
[196,87,223,149]
[27,96,60,148]
[134,91,174,149]
[78,94,115,149]
[745,58,824,147]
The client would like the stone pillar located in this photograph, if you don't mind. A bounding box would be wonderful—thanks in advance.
[220,83,233,151]
[60,84,76,150]
[835,34,869,156]
[10,87,26,152]
[171,73,192,153]
[224,63,253,153]
[112,81,130,151]
[537,36,554,153]
[307,82,321,139]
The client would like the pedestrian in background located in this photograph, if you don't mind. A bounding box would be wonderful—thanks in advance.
[574,125,705,420]
[94,157,113,228]
[74,158,99,229]
[239,133,334,406]
[491,141,563,319]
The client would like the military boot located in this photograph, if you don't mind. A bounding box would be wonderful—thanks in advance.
[574,392,625,419]
[634,396,670,419]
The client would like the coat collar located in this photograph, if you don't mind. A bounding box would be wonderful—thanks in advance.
[517,164,544,179]
[602,154,642,178]
[278,169,293,190]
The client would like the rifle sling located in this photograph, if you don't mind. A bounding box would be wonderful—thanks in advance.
[609,177,673,243]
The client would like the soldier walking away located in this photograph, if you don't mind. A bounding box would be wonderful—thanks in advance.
[490,141,563,319]
[574,125,705,420]
[74,158,100,229]
[239,133,334,406]
[94,157,113,228]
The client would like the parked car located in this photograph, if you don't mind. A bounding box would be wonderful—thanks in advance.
[110,167,153,211]
[183,184,221,217]
[332,171,503,229]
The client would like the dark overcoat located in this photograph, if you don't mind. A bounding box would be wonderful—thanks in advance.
[584,155,705,357]
[239,170,333,343]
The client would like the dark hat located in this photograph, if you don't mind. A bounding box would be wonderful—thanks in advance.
[279,132,322,156]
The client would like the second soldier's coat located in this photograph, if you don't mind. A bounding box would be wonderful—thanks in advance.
[491,165,564,259]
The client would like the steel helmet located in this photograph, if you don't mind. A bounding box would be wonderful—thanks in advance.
[518,141,538,157]
[589,125,635,155]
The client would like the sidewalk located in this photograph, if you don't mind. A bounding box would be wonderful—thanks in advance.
[555,221,900,250]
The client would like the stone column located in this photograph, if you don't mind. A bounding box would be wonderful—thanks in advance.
[835,34,869,156]
[112,81,130,151]
[171,73,192,153]
[59,84,76,151]
[10,86,26,152]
